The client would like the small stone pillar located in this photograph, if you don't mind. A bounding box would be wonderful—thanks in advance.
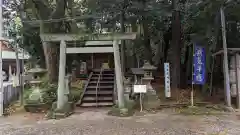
[123,77,132,101]
[64,75,71,103]
[8,65,12,81]
[235,53,240,108]
[229,56,237,97]
[71,60,78,82]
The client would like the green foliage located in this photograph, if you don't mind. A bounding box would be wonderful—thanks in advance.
[4,0,240,87]
[69,88,82,103]
[24,87,56,105]
[24,82,82,113]
[24,76,82,105]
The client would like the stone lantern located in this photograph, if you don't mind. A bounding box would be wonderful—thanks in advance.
[141,60,157,93]
[28,65,47,78]
[141,60,160,109]
[27,65,47,87]
[24,65,48,112]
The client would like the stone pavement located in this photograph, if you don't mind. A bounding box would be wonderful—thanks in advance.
[0,109,240,135]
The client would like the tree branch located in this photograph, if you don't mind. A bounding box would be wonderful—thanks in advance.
[31,0,51,19]
[51,0,67,19]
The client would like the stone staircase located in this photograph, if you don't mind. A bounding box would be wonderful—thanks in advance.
[76,69,115,107]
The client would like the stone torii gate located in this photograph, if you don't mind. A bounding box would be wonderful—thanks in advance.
[40,33,136,110]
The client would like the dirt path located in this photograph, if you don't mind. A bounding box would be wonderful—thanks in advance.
[0,109,240,135]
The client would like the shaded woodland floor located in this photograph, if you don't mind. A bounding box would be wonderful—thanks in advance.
[153,76,225,106]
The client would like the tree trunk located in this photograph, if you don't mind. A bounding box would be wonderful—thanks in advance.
[170,0,181,89]
[153,32,163,67]
[142,19,152,63]
[138,0,152,63]
[131,23,138,68]
[33,0,68,84]
[42,42,59,83]
[14,46,23,104]
[163,28,171,62]
[120,10,126,74]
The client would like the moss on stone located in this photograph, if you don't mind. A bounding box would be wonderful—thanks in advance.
[24,83,82,113]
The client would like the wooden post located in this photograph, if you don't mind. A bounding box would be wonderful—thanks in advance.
[8,65,12,80]
[236,53,240,108]
[113,40,125,108]
[0,0,3,116]
[91,53,94,69]
[220,7,231,107]
[57,40,67,109]
[121,40,125,74]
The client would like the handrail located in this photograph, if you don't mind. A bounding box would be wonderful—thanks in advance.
[78,72,93,105]
[113,74,116,104]
[96,68,103,107]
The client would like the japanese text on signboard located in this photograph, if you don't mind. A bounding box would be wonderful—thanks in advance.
[164,63,171,97]
[193,45,206,85]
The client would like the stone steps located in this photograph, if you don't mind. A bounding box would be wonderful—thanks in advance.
[77,69,115,107]
[81,102,114,107]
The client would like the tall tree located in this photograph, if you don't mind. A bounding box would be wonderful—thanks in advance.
[25,0,71,83]
[170,0,181,89]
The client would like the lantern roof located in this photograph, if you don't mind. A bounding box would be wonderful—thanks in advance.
[27,65,47,73]
[141,61,157,70]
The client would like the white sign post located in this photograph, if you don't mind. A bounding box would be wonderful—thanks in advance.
[134,85,147,112]
[164,63,171,97]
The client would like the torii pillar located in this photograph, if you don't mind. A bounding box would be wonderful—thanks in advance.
[113,40,124,108]
[57,40,68,109]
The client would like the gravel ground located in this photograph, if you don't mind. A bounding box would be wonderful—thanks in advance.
[0,109,240,135]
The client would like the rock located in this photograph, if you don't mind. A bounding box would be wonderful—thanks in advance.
[223,106,235,112]
[47,102,74,119]
[120,108,129,116]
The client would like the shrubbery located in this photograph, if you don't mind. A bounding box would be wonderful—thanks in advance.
[24,78,83,113]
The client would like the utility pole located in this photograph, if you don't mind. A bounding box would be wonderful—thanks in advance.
[0,0,4,116]
[220,6,231,107]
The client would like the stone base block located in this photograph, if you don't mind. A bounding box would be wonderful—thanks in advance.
[142,90,160,110]
[24,103,51,113]
[46,102,74,119]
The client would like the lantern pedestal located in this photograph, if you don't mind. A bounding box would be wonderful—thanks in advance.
[46,75,74,119]
[142,77,160,109]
